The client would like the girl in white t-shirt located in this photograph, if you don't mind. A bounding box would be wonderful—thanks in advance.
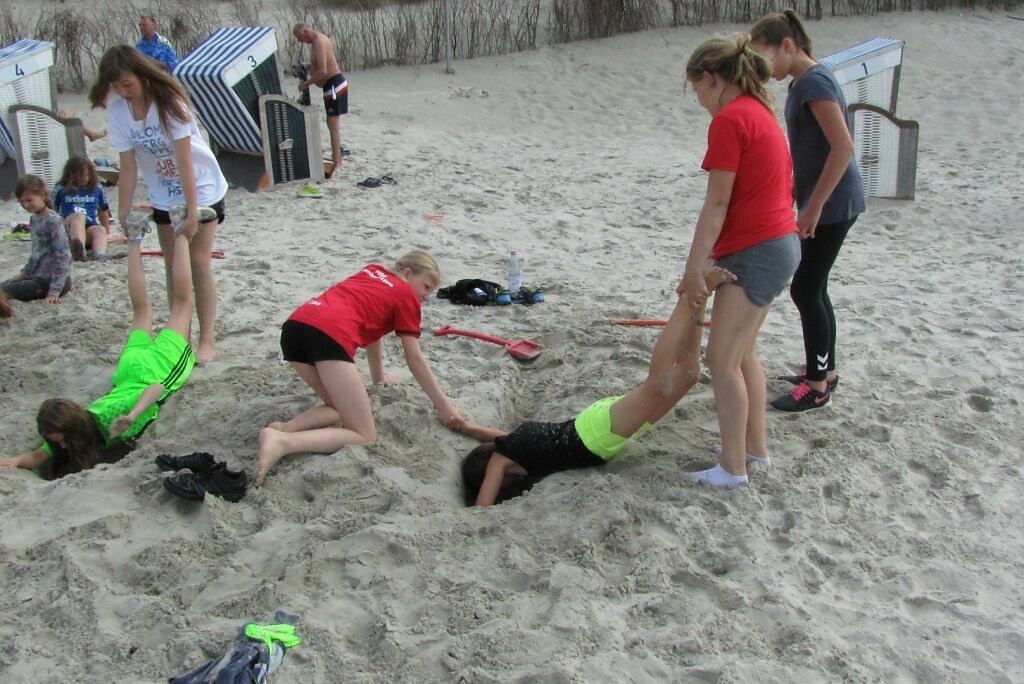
[89,45,228,364]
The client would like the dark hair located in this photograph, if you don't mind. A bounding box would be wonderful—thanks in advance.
[685,34,774,112]
[37,398,103,474]
[88,45,191,135]
[460,444,537,506]
[750,9,814,58]
[59,156,99,192]
[14,174,55,210]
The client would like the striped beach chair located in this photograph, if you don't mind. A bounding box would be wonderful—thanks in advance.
[821,38,918,199]
[174,27,284,191]
[259,95,324,186]
[0,39,58,199]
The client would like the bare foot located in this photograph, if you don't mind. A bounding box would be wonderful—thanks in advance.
[253,427,289,487]
[267,420,289,432]
[196,341,216,365]
[704,262,737,291]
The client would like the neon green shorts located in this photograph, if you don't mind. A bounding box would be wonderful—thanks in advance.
[573,396,652,461]
[111,328,194,394]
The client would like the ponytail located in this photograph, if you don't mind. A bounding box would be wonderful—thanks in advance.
[686,35,774,112]
[750,9,814,58]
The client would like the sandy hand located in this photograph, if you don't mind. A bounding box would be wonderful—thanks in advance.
[109,415,133,437]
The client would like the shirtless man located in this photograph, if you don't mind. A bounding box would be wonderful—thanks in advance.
[293,23,348,176]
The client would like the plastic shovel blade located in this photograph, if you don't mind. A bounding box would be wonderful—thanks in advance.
[434,325,543,361]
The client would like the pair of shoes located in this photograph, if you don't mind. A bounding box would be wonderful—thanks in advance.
[771,381,830,412]
[297,183,324,198]
[70,237,87,262]
[778,370,839,392]
[156,451,217,472]
[511,286,545,305]
[169,205,218,234]
[124,210,155,243]
[157,452,247,502]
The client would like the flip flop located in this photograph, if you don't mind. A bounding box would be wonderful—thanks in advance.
[380,175,397,185]
[357,177,382,188]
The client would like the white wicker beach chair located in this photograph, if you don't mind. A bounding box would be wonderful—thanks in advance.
[821,38,918,199]
[849,103,918,200]
[0,39,57,198]
[9,105,88,192]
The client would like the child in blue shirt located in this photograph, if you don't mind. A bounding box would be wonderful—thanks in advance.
[52,156,113,261]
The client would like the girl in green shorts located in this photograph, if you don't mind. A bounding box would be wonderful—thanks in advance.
[458,266,735,506]
[0,211,199,478]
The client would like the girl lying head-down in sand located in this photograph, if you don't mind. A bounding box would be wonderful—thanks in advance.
[0,212,198,478]
[457,265,736,506]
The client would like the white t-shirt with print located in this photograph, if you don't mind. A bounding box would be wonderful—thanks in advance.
[108,97,228,210]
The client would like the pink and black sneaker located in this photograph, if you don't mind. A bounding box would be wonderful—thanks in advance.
[771,380,831,412]
[778,370,839,392]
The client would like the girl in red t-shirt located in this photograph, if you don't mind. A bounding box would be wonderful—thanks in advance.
[254,250,464,486]
[680,36,800,490]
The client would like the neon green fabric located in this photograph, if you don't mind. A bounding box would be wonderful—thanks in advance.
[573,396,651,461]
[244,623,301,651]
[39,328,194,457]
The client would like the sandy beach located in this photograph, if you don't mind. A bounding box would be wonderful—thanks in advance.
[1,10,1023,681]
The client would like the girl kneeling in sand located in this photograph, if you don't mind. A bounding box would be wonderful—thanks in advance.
[255,250,465,487]
[458,266,735,506]
[0,214,197,478]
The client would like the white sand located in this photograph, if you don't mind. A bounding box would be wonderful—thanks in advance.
[2,10,1023,681]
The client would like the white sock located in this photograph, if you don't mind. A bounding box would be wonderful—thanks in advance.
[746,453,771,466]
[713,444,771,466]
[689,464,748,490]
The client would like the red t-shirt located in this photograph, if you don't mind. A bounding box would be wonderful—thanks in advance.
[288,264,422,358]
[702,94,797,258]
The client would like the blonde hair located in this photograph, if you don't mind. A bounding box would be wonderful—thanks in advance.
[685,35,774,112]
[393,250,441,285]
[750,9,814,58]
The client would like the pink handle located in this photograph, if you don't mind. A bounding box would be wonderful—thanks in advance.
[434,325,512,347]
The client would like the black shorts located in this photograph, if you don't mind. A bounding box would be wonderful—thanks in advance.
[322,73,349,117]
[152,198,227,226]
[280,320,354,365]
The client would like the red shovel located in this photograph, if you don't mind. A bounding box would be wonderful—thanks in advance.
[434,325,543,361]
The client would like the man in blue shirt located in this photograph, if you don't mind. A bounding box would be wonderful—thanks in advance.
[136,15,179,72]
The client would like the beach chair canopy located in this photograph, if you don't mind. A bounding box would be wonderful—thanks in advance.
[9,105,87,191]
[0,39,57,160]
[174,27,282,155]
[820,37,904,115]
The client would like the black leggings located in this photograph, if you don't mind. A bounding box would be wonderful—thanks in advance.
[789,216,857,382]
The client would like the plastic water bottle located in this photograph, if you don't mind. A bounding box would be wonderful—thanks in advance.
[507,249,522,294]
